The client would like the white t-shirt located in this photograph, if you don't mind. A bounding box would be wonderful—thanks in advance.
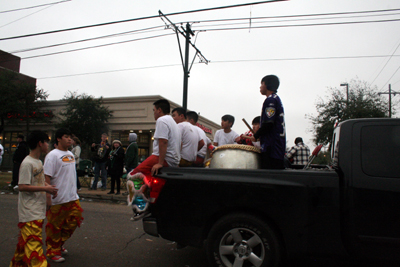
[44,149,78,206]
[18,156,47,222]
[178,121,201,162]
[195,126,210,158]
[153,115,181,167]
[214,129,239,146]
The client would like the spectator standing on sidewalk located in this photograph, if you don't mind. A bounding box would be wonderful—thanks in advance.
[107,140,125,195]
[90,133,110,190]
[9,130,58,267]
[125,133,139,174]
[71,136,82,190]
[11,135,30,188]
[44,128,83,263]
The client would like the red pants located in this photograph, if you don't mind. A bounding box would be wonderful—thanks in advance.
[129,155,168,177]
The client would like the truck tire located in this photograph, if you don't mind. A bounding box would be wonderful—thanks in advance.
[206,213,282,267]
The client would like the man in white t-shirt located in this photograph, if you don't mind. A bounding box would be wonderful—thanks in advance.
[213,114,239,147]
[171,108,204,167]
[129,99,181,177]
[186,111,211,166]
[44,128,83,263]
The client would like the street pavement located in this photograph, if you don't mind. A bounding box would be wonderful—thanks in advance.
[0,192,208,267]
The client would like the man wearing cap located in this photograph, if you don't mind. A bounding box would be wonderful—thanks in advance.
[125,133,139,174]
[250,75,286,169]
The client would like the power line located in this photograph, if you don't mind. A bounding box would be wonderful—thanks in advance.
[20,33,174,60]
[37,54,400,80]
[186,7,400,24]
[10,9,400,55]
[0,5,53,29]
[10,25,165,53]
[0,0,286,41]
[190,11,400,30]
[196,18,400,32]
[380,65,400,91]
[0,0,71,13]
[370,39,400,89]
[7,16,400,61]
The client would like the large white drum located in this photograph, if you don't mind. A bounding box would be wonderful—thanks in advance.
[209,144,261,169]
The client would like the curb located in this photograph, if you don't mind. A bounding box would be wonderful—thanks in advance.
[78,192,127,203]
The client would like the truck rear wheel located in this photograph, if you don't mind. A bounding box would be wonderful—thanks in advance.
[206,213,282,267]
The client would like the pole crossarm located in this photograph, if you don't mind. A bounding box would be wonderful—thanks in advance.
[158,10,210,110]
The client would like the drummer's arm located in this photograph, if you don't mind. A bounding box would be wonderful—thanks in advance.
[213,142,218,146]
[198,139,205,151]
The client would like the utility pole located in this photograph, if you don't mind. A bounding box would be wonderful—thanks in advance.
[378,84,399,118]
[159,11,209,111]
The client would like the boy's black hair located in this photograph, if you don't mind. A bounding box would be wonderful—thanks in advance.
[171,107,187,119]
[261,75,280,92]
[153,99,170,114]
[186,111,199,123]
[55,128,72,141]
[17,134,25,140]
[27,130,49,150]
[252,116,261,125]
[222,114,235,126]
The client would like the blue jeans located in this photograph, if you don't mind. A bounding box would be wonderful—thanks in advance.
[93,161,107,189]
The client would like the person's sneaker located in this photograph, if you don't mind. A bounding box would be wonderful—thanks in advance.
[61,246,68,255]
[50,255,65,262]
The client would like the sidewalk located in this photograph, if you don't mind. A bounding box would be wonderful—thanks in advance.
[78,186,128,203]
[0,172,128,204]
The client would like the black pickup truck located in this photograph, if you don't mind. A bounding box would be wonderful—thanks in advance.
[142,118,400,267]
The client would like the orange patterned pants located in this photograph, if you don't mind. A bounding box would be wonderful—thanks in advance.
[10,220,47,267]
[45,200,83,258]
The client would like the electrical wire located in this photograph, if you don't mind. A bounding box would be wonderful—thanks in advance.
[371,39,400,89]
[0,0,71,14]
[380,65,400,91]
[0,5,53,29]
[20,33,174,60]
[196,18,400,32]
[37,54,400,79]
[10,25,166,53]
[0,0,287,41]
[190,11,400,30]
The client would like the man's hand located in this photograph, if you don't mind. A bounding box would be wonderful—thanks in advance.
[248,136,256,142]
[45,184,58,198]
[151,163,163,176]
[235,136,241,142]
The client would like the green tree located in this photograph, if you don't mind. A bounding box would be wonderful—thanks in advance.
[308,79,389,145]
[0,70,51,134]
[56,92,113,147]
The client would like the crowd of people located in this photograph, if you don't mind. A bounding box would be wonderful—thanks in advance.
[9,74,315,266]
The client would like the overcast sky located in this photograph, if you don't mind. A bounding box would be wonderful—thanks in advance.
[1,0,399,150]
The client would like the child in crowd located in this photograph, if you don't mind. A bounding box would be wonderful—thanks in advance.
[213,114,239,147]
[10,131,58,267]
[235,116,261,149]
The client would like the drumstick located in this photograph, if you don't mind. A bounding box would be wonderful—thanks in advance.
[242,118,255,134]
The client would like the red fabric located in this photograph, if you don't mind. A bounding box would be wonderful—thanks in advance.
[129,155,168,178]
[238,130,254,146]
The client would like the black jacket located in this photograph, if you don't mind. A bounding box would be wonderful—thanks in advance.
[107,146,125,177]
[13,141,29,163]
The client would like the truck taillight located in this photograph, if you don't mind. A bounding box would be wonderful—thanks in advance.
[148,177,166,203]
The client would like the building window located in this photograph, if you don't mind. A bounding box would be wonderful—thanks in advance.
[2,131,24,155]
